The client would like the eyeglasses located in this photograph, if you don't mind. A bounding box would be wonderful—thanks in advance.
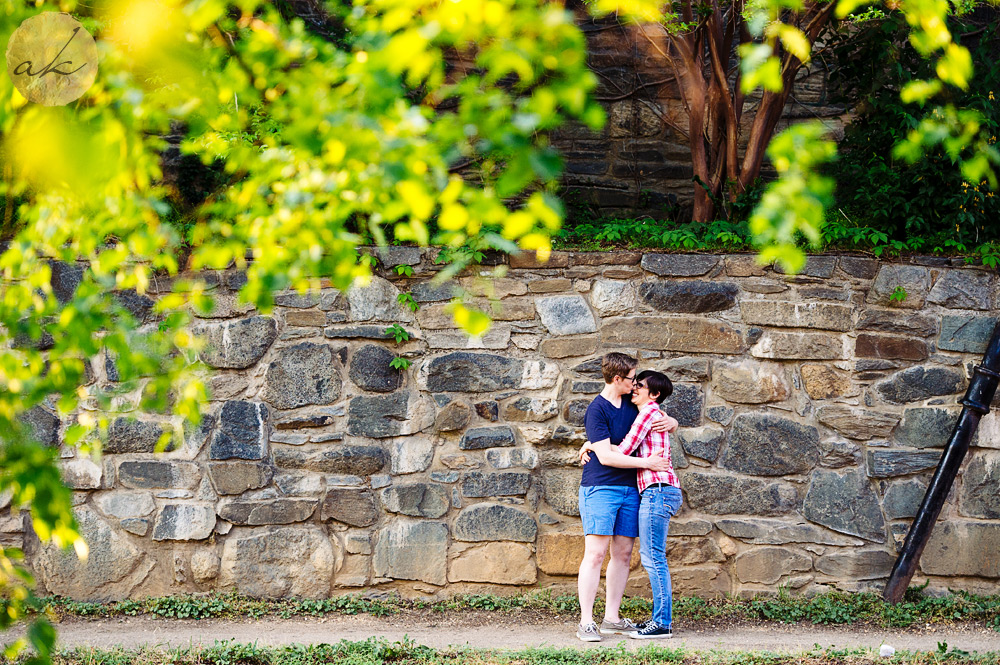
[635,381,648,390]
[622,374,636,383]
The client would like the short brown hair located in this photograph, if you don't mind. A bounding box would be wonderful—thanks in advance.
[601,352,638,383]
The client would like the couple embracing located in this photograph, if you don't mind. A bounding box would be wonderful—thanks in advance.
[576,352,682,641]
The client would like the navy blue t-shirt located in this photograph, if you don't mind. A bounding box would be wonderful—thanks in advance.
[581,395,640,487]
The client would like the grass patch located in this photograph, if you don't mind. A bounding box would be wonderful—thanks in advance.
[40,589,1000,631]
[23,639,997,665]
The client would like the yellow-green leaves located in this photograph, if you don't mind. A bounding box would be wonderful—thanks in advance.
[447,301,492,336]
[901,79,943,104]
[590,0,662,23]
[749,122,836,274]
[935,42,972,89]
[740,44,783,93]
[767,22,811,63]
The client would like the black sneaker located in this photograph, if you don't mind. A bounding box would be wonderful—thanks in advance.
[629,621,673,639]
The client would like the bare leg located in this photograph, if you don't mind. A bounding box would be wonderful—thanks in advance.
[578,534,611,625]
[603,535,635,622]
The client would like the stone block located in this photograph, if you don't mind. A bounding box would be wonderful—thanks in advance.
[740,301,852,332]
[486,448,539,469]
[449,542,536,584]
[672,565,731,598]
[152,504,216,541]
[529,278,573,293]
[681,472,798,516]
[800,364,852,399]
[716,518,863,546]
[874,365,966,404]
[460,426,516,450]
[722,413,820,476]
[349,344,403,392]
[638,281,738,313]
[815,549,895,580]
[725,255,767,277]
[61,458,102,490]
[571,251,641,266]
[347,276,414,323]
[867,449,941,478]
[883,478,927,519]
[436,401,472,432]
[734,547,812,584]
[921,521,1000,577]
[411,281,457,303]
[462,472,531,498]
[219,526,336,597]
[453,503,537,542]
[380,484,450,518]
[264,343,343,409]
[426,325,511,351]
[348,392,433,438]
[677,426,725,462]
[927,269,994,310]
[105,418,167,454]
[563,399,589,427]
[536,295,597,336]
[323,488,378,526]
[96,491,155,520]
[959,452,1000,518]
[641,254,719,277]
[539,335,599,359]
[867,265,931,309]
[210,401,269,460]
[750,332,846,360]
[803,468,886,542]
[118,461,201,489]
[658,357,711,382]
[601,316,743,354]
[21,407,59,447]
[218,498,317,525]
[542,468,582,516]
[285,310,327,327]
[509,251,570,269]
[459,277,529,299]
[274,445,387,476]
[389,437,435,474]
[373,519,449,585]
[504,397,558,422]
[712,360,788,404]
[324,324,399,340]
[839,256,879,279]
[893,408,959,448]
[857,309,938,337]
[817,406,899,441]
[590,280,636,316]
[855,334,928,361]
[196,316,278,369]
[658,383,703,427]
[939,315,999,353]
[424,352,525,392]
[775,255,837,278]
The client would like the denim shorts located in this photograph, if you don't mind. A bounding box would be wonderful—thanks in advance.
[578,485,640,538]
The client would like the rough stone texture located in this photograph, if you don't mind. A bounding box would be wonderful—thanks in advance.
[435,401,472,432]
[323,488,378,526]
[682,473,798,516]
[453,503,537,542]
[349,344,403,393]
[96,492,155,520]
[105,418,167,454]
[638,281,738,313]
[542,469,582,516]
[874,366,966,404]
[273,445,387,476]
[381,484,450,518]
[939,315,999,353]
[815,549,895,580]
[218,498,317,525]
[741,301,852,332]
[460,426,516,450]
[118,461,201,489]
[22,406,60,447]
[816,406,900,441]
[800,364,852,399]
[347,276,414,323]
[722,414,820,476]
[857,309,938,337]
[33,507,152,600]
[539,335,599,359]
[717,518,863,546]
[210,401,269,460]
[641,254,719,277]
[660,357,711,382]
[893,408,959,448]
[486,448,539,469]
[803,469,886,542]
[959,452,1000,519]
[855,334,928,361]
[602,316,743,354]
[191,550,221,585]
[207,462,273,495]
[264,343,342,409]
[677,426,725,462]
[883,479,927,520]
[839,256,879,279]
[659,384,703,427]
[868,265,931,309]
[590,280,636,316]
[867,450,941,478]
[197,316,278,369]
[712,361,788,404]
[425,353,525,392]
[462,472,531,498]
[927,270,994,310]
[219,527,336,597]
[734,547,812,584]
[449,542,536,584]
[61,459,102,490]
[536,295,597,336]
[921,521,1000,577]
[373,519,448,585]
[751,332,845,360]
[504,397,558,422]
[563,399,589,427]
[152,504,216,541]
[389,437,435,474]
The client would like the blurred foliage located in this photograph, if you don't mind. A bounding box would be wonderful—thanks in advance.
[828,8,1000,246]
[0,0,601,660]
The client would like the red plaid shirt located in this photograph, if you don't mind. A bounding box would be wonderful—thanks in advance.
[617,401,679,493]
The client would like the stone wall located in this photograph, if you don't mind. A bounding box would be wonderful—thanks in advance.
[555,18,849,218]
[15,249,1000,601]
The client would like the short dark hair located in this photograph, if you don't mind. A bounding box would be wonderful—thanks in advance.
[601,352,638,383]
[636,370,672,404]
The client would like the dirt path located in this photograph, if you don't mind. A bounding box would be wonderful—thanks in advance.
[30,613,1000,654]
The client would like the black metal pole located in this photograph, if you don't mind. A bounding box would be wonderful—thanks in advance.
[883,319,1000,604]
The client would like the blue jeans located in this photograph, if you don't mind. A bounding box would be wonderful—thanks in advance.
[639,485,683,627]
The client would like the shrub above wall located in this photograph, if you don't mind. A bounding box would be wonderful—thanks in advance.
[17,249,1000,601]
